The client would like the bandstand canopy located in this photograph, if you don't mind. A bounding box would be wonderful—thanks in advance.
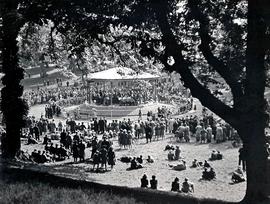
[87,67,160,81]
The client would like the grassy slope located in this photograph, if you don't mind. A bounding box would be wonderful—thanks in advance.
[0,177,142,204]
[0,165,233,204]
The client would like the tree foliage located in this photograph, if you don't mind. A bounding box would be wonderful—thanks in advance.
[1,0,270,202]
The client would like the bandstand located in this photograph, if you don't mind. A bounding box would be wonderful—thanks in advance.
[77,67,160,119]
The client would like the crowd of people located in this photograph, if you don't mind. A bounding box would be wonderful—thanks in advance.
[170,113,240,145]
[23,78,194,114]
[23,85,87,107]
[16,79,251,197]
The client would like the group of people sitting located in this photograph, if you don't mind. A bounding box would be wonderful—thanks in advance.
[140,174,158,189]
[119,155,154,171]
[23,85,87,107]
[202,167,216,180]
[166,145,181,161]
[210,150,223,161]
[14,149,52,164]
[171,177,194,193]
[30,149,53,163]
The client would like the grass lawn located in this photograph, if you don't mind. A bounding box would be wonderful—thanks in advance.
[0,177,143,204]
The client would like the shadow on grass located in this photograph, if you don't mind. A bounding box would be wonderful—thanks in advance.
[0,161,235,204]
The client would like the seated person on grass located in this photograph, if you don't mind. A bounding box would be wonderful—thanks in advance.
[210,150,223,161]
[202,167,216,180]
[231,167,245,183]
[119,156,132,163]
[168,150,174,161]
[136,155,143,164]
[191,159,200,168]
[150,175,158,189]
[146,155,154,163]
[27,135,38,145]
[181,178,194,193]
[169,160,187,171]
[171,177,180,192]
[204,160,211,168]
[164,145,175,151]
[141,174,148,188]
[127,157,143,170]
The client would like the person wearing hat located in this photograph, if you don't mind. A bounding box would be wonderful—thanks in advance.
[141,174,149,188]
[181,178,194,193]
[171,177,180,192]
[150,175,158,189]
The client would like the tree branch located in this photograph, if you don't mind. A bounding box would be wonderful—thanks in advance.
[187,0,244,101]
[151,0,240,128]
[96,37,127,66]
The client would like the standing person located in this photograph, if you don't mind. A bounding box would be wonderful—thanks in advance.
[206,125,212,143]
[168,118,175,133]
[93,118,98,133]
[98,117,105,134]
[60,129,67,146]
[195,123,202,142]
[150,175,158,189]
[78,141,85,162]
[238,146,247,171]
[68,118,76,133]
[65,133,72,150]
[138,109,142,120]
[134,121,141,139]
[201,127,207,143]
[145,122,153,143]
[33,124,40,141]
[107,147,116,169]
[50,119,57,133]
[58,121,63,132]
[100,146,108,170]
[91,136,98,158]
[72,141,79,163]
[216,124,223,143]
[160,120,166,140]
[183,123,190,142]
[92,150,100,170]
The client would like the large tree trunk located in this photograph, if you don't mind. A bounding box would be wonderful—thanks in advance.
[1,3,28,159]
[241,0,270,203]
[239,116,269,203]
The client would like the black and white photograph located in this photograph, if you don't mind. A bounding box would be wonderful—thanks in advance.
[0,1,270,204]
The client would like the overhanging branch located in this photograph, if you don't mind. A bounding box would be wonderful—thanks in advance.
[151,0,240,128]
[187,0,244,101]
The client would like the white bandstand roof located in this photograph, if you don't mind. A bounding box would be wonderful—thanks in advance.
[87,67,160,81]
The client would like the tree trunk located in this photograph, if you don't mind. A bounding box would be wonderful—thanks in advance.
[1,5,28,159]
[239,118,269,203]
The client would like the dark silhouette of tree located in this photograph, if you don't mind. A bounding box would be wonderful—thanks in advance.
[1,0,28,158]
[1,0,270,203]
